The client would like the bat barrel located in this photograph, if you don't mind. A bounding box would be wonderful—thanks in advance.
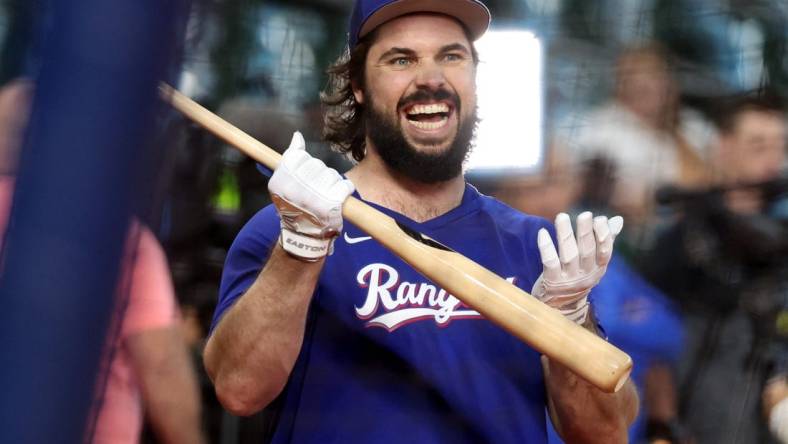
[343,198,632,392]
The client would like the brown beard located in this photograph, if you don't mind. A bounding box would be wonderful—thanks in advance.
[364,88,478,183]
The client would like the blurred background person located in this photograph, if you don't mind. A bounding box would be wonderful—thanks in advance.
[90,223,206,444]
[558,43,717,255]
[712,97,787,214]
[0,77,30,175]
[643,96,788,444]
[0,78,206,444]
[0,78,30,239]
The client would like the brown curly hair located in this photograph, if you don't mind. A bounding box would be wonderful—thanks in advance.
[321,36,374,163]
[321,24,479,162]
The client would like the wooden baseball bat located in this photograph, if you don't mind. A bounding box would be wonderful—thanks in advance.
[159,84,632,393]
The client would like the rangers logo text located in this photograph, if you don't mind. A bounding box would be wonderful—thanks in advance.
[354,263,516,331]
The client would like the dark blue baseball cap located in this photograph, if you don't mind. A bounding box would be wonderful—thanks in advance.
[348,0,491,48]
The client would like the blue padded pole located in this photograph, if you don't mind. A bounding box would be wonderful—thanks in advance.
[0,0,186,441]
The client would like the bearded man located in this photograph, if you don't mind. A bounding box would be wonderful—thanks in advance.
[204,1,638,442]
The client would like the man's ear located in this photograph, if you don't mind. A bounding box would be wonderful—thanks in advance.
[352,81,364,105]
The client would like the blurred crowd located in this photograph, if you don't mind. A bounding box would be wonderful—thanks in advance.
[492,43,788,444]
[1,0,787,443]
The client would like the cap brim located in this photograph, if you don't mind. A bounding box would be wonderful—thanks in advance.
[358,0,490,43]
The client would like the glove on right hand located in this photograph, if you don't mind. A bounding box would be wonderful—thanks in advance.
[268,132,355,261]
[531,212,624,324]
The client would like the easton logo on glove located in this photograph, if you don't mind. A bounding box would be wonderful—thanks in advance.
[285,238,328,253]
[268,132,355,262]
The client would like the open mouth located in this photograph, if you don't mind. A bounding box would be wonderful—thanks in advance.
[402,102,453,130]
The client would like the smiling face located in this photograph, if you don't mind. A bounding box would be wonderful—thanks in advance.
[353,13,479,182]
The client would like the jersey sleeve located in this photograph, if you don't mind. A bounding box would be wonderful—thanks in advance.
[210,204,281,332]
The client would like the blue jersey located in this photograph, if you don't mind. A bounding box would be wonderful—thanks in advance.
[213,184,554,444]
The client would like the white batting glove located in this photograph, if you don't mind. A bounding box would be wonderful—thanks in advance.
[531,212,624,324]
[268,132,355,262]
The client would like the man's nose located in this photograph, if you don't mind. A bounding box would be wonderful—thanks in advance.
[414,61,446,90]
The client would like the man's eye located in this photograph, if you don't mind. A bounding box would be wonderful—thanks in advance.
[392,57,411,66]
[443,53,464,62]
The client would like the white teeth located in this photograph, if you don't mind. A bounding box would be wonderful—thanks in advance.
[408,103,449,115]
[410,116,448,130]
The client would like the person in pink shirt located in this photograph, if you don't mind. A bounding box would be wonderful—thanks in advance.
[0,79,205,444]
[86,222,206,444]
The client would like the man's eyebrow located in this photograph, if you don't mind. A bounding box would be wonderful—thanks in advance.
[377,47,417,62]
[439,43,471,55]
[376,43,470,62]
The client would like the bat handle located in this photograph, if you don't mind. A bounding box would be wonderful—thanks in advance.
[158,83,283,170]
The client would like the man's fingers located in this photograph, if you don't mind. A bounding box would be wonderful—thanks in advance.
[593,215,614,266]
[555,213,579,276]
[534,211,621,325]
[576,211,595,273]
[287,131,306,152]
[280,131,310,168]
[537,228,562,282]
[609,216,624,237]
